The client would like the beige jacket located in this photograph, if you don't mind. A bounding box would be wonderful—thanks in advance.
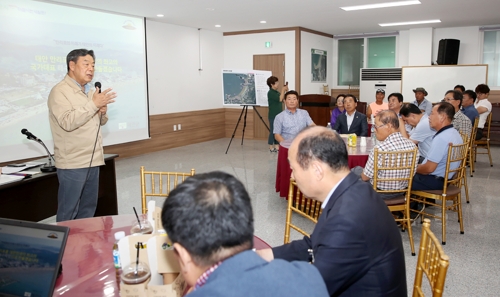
[48,75,108,169]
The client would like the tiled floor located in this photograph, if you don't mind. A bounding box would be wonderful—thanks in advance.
[111,138,500,296]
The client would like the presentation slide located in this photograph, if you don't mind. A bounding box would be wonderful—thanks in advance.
[0,0,149,163]
[222,69,271,106]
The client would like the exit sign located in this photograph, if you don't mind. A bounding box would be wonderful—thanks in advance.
[265,42,272,48]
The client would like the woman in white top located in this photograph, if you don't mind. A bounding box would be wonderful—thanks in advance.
[474,84,492,140]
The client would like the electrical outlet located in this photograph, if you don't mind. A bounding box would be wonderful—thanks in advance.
[178,124,182,130]
[173,125,177,131]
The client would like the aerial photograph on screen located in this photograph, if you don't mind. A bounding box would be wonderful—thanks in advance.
[223,72,256,105]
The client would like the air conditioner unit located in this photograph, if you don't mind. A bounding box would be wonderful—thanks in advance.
[359,68,402,103]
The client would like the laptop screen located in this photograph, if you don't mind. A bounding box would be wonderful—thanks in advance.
[0,218,69,297]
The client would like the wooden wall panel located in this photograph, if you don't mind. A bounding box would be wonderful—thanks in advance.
[253,106,270,140]
[104,109,225,159]
[224,108,255,139]
[490,90,500,103]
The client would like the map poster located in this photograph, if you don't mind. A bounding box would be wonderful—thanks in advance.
[222,69,272,106]
[311,49,327,82]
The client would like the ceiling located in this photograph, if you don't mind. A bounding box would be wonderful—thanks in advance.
[50,0,500,35]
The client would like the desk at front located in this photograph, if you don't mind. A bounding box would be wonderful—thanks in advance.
[0,154,119,222]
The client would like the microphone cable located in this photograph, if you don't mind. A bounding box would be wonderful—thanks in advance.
[68,108,104,220]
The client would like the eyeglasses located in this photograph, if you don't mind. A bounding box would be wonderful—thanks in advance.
[373,123,386,130]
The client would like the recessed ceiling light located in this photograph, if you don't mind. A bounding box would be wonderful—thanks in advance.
[157,14,164,17]
[340,0,420,11]
[260,21,266,24]
[379,19,441,27]
[215,25,221,28]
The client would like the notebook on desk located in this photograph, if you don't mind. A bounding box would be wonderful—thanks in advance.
[0,218,70,297]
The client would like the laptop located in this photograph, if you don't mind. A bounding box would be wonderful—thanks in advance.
[0,218,70,297]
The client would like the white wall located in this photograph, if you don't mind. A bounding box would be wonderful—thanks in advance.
[300,31,334,94]
[223,31,296,91]
[408,28,433,66]
[146,21,224,115]
[398,30,410,67]
[433,26,481,65]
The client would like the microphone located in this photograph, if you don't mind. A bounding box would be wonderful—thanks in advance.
[95,82,101,93]
[21,128,40,141]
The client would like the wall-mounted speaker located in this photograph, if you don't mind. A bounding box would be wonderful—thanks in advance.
[437,39,460,65]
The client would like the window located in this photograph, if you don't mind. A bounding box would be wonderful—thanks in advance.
[337,36,396,86]
[367,36,396,68]
[338,39,364,86]
[483,31,500,87]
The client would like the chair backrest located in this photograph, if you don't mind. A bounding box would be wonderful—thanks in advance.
[372,147,418,197]
[413,218,450,297]
[442,142,468,191]
[284,179,322,244]
[471,117,479,142]
[140,166,195,214]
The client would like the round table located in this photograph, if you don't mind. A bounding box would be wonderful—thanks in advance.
[53,215,271,297]
[275,136,375,198]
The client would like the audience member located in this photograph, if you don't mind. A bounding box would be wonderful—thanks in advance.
[161,171,329,297]
[444,90,472,137]
[274,90,315,143]
[388,92,412,134]
[412,87,432,115]
[330,94,346,128]
[266,76,288,152]
[454,84,465,93]
[474,84,492,140]
[366,88,388,123]
[462,90,479,124]
[358,110,419,199]
[412,102,463,191]
[257,126,407,296]
[400,103,435,162]
[332,94,368,136]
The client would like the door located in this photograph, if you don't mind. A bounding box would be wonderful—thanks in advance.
[253,54,285,139]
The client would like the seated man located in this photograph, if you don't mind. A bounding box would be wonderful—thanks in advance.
[443,90,472,137]
[462,90,479,124]
[333,94,368,136]
[412,102,463,191]
[412,87,432,115]
[359,110,419,199]
[274,90,315,143]
[161,171,329,297]
[366,88,388,123]
[258,126,407,296]
[400,103,435,162]
[388,92,412,134]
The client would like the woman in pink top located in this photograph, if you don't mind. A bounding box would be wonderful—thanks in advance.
[366,89,388,123]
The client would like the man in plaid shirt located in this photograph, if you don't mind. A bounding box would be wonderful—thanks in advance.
[443,90,472,137]
[359,110,419,199]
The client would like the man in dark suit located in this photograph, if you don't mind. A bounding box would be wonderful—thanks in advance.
[258,126,407,297]
[332,94,368,136]
[161,171,329,297]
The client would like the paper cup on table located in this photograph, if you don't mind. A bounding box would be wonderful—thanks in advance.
[360,137,366,146]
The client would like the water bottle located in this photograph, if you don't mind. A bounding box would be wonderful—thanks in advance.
[326,122,332,129]
[113,231,126,287]
[371,114,376,141]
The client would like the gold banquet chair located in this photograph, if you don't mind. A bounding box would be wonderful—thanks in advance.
[372,147,418,256]
[473,112,493,167]
[410,142,468,245]
[459,129,474,204]
[468,117,479,177]
[413,219,450,297]
[140,166,195,214]
[284,179,322,244]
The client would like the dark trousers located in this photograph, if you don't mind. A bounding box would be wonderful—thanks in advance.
[476,128,483,140]
[411,173,444,191]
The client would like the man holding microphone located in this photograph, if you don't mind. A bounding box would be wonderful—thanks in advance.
[48,49,116,222]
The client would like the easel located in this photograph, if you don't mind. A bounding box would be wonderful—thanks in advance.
[225,105,269,154]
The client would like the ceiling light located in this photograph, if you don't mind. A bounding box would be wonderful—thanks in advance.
[215,25,221,28]
[157,14,164,17]
[340,0,420,11]
[260,21,266,24]
[379,19,441,27]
